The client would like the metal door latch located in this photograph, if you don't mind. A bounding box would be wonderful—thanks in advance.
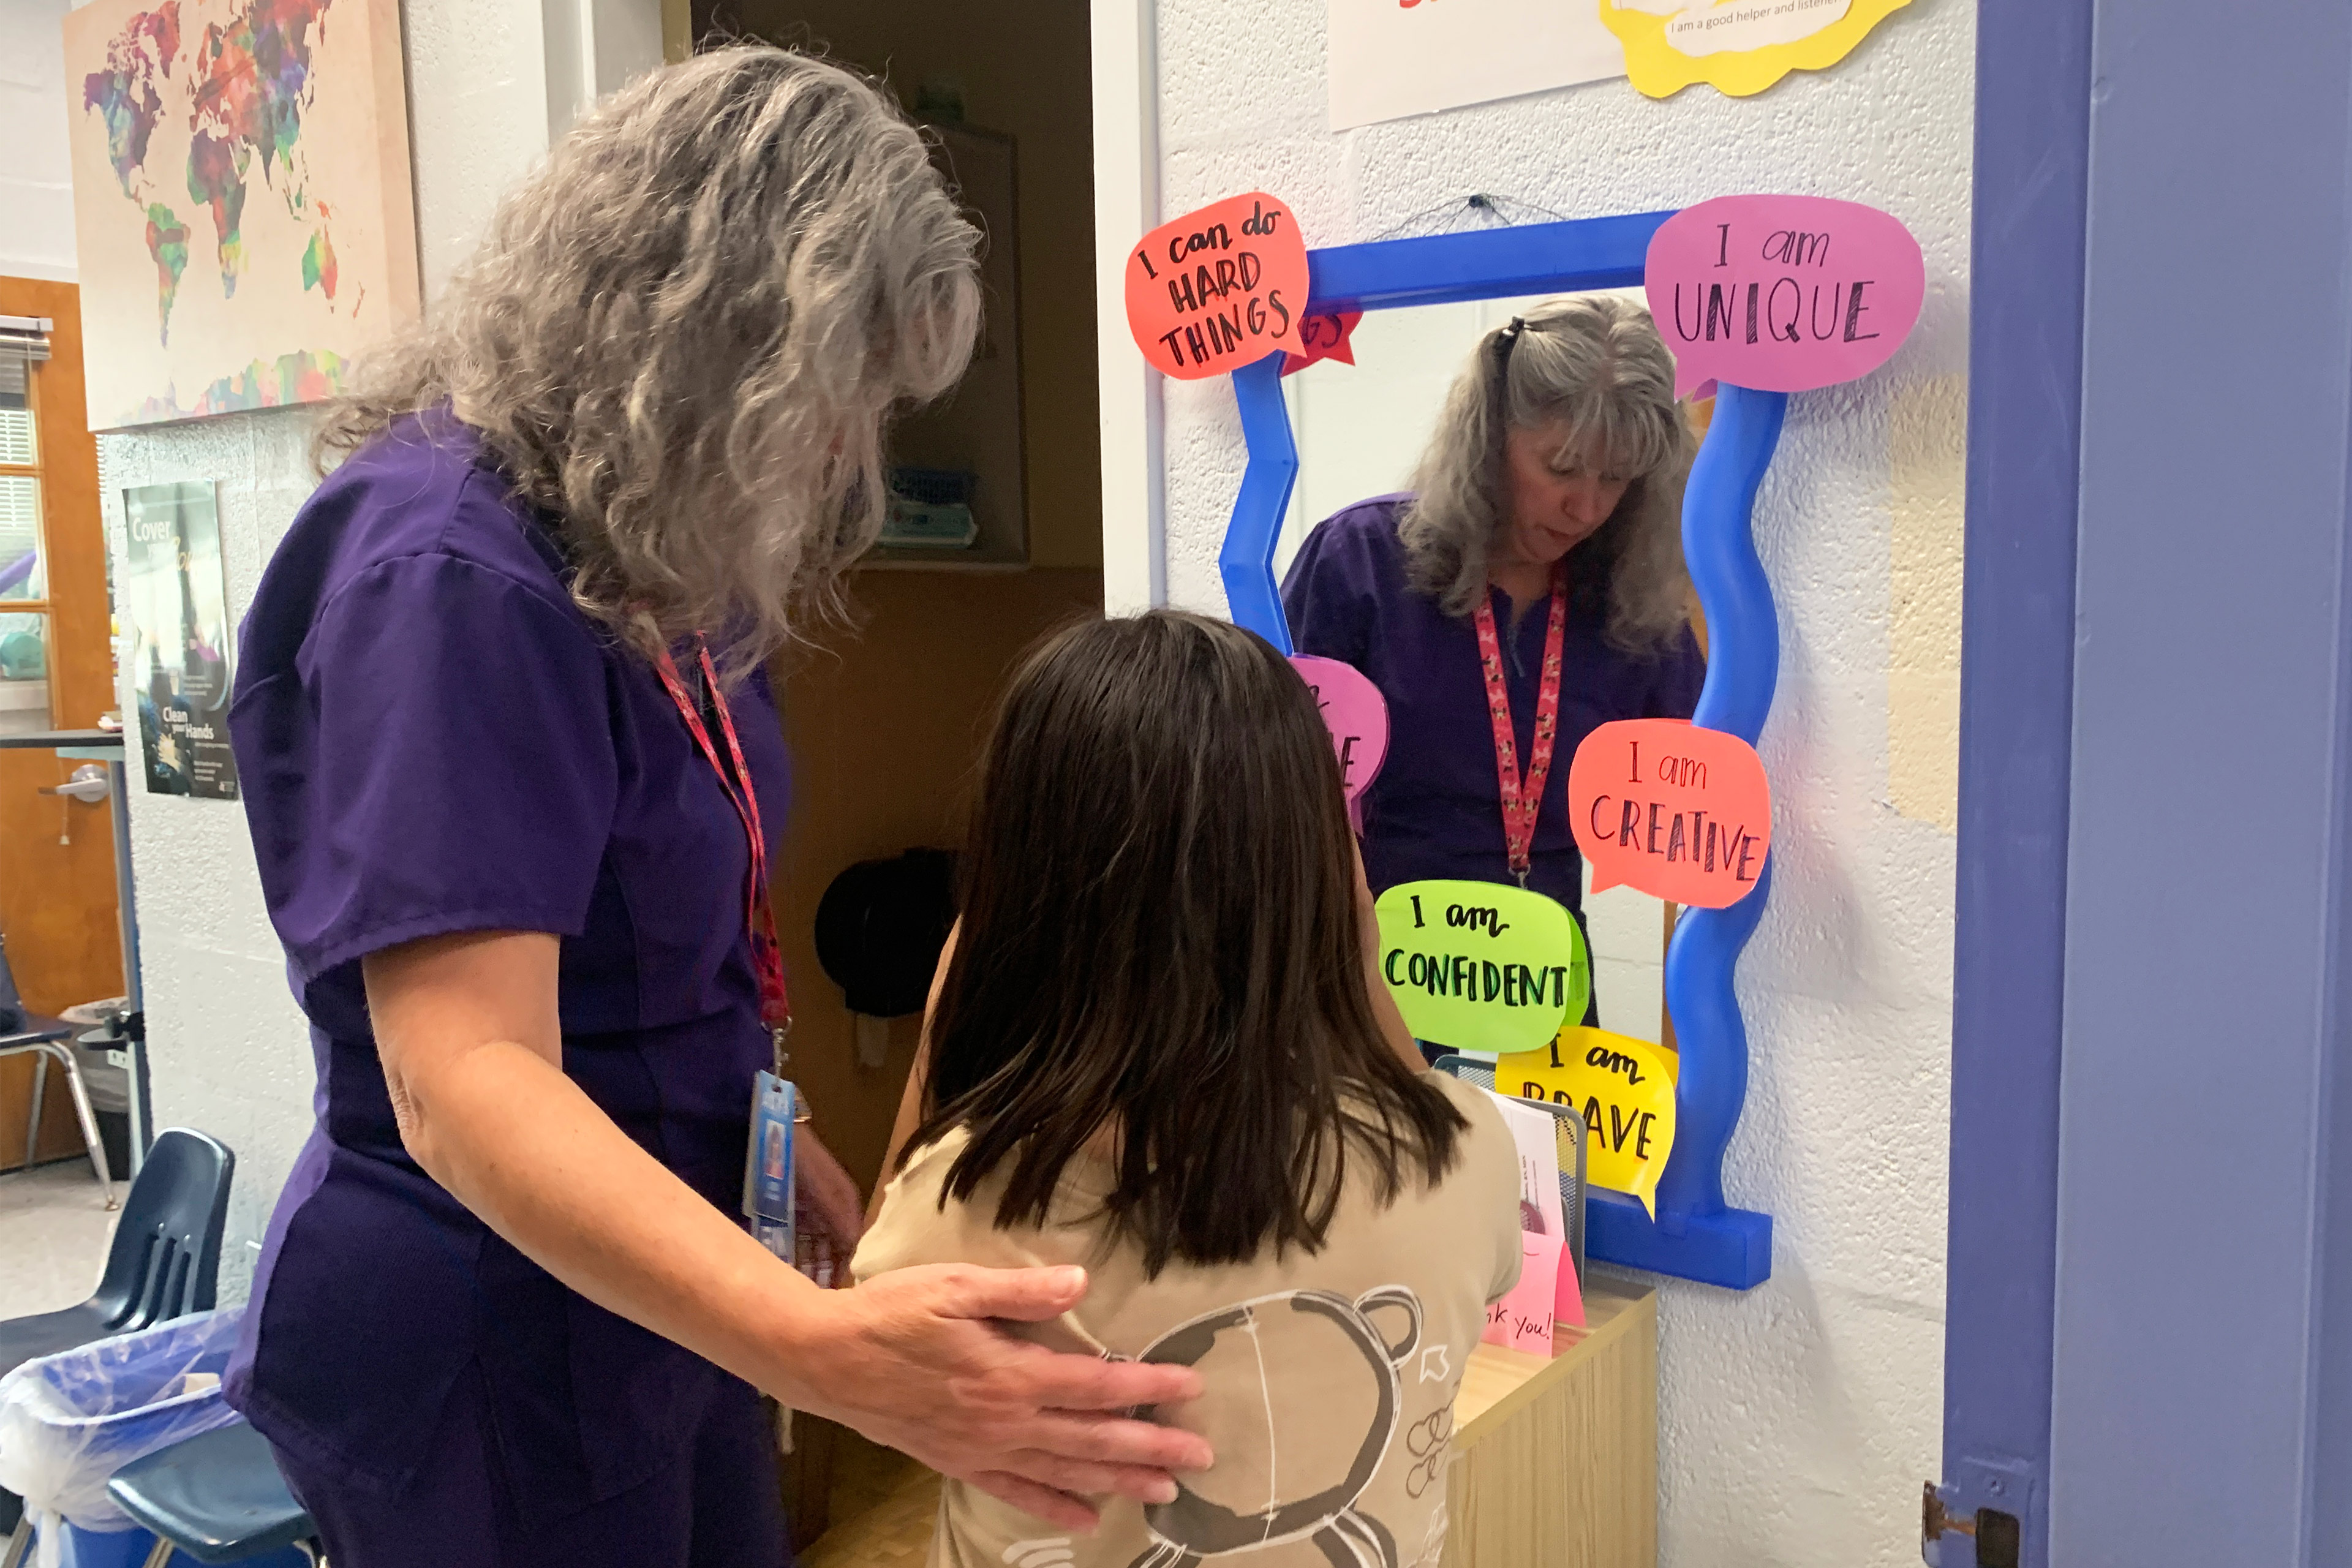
[1924,1483,2020,1568]
[38,764,110,803]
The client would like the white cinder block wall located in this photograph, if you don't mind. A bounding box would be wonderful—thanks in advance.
[0,1,78,281]
[1135,3,1973,1562]
[77,0,660,1301]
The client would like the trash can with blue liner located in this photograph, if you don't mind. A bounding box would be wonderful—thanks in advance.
[0,1310,252,1568]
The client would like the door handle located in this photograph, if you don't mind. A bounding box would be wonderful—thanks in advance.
[39,764,110,804]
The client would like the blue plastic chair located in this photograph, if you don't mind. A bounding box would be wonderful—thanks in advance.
[0,1129,233,1542]
[107,1421,317,1566]
[0,1130,233,1381]
[0,1015,111,1205]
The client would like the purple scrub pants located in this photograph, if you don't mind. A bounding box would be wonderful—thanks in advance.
[273,1365,791,1567]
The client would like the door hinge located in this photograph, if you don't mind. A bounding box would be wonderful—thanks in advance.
[1923,1482,2021,1568]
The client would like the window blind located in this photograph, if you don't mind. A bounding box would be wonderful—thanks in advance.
[0,315,51,469]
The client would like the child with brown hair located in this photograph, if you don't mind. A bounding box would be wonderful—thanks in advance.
[855,610,1524,1568]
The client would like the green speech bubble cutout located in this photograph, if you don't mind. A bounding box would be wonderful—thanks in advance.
[1374,879,1591,1055]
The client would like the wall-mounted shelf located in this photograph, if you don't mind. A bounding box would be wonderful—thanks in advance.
[855,556,1032,574]
[868,121,1029,571]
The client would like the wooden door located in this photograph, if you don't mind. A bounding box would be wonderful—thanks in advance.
[0,277,122,1169]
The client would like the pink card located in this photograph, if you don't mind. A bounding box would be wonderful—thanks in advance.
[1644,194,1925,400]
[1485,1232,1564,1356]
[1289,655,1389,806]
[1555,1234,1586,1331]
[1480,1090,1583,1353]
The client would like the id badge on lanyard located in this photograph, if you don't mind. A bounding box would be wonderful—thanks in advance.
[653,639,831,1283]
[741,1071,835,1286]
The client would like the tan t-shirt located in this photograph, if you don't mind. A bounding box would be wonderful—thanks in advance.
[852,1072,1523,1568]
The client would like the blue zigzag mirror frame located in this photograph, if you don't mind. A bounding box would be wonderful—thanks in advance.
[1219,210,1780,1290]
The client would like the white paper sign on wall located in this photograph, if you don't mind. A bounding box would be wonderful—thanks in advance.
[1327,0,1624,131]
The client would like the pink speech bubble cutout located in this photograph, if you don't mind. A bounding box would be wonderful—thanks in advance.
[1289,656,1389,818]
[1645,194,1925,401]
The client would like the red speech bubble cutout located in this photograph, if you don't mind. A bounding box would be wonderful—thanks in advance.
[1282,311,1362,377]
[1290,655,1388,805]
[1568,718,1771,908]
[1125,193,1310,381]
[1645,194,1924,401]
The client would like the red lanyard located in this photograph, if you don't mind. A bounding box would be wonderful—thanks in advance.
[1471,565,1568,886]
[650,638,791,1034]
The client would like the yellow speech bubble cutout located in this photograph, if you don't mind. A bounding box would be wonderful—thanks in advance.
[1496,1025,1678,1218]
[1601,0,1915,100]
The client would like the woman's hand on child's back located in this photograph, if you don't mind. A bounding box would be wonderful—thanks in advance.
[794,1261,1212,1531]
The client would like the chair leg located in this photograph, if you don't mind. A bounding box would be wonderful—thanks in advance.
[0,1515,30,1568]
[23,1051,44,1167]
[38,1043,114,1210]
[138,1537,176,1568]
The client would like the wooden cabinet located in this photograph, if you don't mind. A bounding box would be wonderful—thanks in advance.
[1444,1276,1659,1568]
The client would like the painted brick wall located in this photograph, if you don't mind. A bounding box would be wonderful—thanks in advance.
[1142,4,1973,1559]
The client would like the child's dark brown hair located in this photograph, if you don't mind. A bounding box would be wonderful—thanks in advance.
[902,609,1466,1276]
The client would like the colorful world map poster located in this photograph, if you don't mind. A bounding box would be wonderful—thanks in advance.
[62,0,418,430]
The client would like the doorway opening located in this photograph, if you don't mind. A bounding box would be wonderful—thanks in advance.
[689,5,1105,1549]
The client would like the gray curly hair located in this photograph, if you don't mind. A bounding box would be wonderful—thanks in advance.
[315,47,981,678]
[1400,294,1693,651]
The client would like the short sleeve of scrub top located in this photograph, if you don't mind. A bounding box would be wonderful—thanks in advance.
[239,551,619,990]
[1281,504,1382,671]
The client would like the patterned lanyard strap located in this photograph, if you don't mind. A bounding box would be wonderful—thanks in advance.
[651,637,793,1038]
[1471,564,1569,887]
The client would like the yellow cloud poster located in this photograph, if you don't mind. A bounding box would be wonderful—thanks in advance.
[1602,0,1913,99]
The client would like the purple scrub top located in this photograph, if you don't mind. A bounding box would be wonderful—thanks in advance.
[222,410,788,1514]
[1281,496,1703,916]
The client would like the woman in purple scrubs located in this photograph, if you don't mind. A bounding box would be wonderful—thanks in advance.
[1282,296,1705,1014]
[225,50,1207,1567]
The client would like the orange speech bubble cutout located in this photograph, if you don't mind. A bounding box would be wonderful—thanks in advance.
[1124,193,1310,381]
[1568,718,1771,908]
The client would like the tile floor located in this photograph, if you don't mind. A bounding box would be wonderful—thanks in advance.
[1,1158,946,1561]
[802,1433,941,1568]
[0,1159,119,1321]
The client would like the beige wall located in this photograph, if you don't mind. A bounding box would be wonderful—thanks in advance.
[769,568,1102,1194]
[716,0,1104,570]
